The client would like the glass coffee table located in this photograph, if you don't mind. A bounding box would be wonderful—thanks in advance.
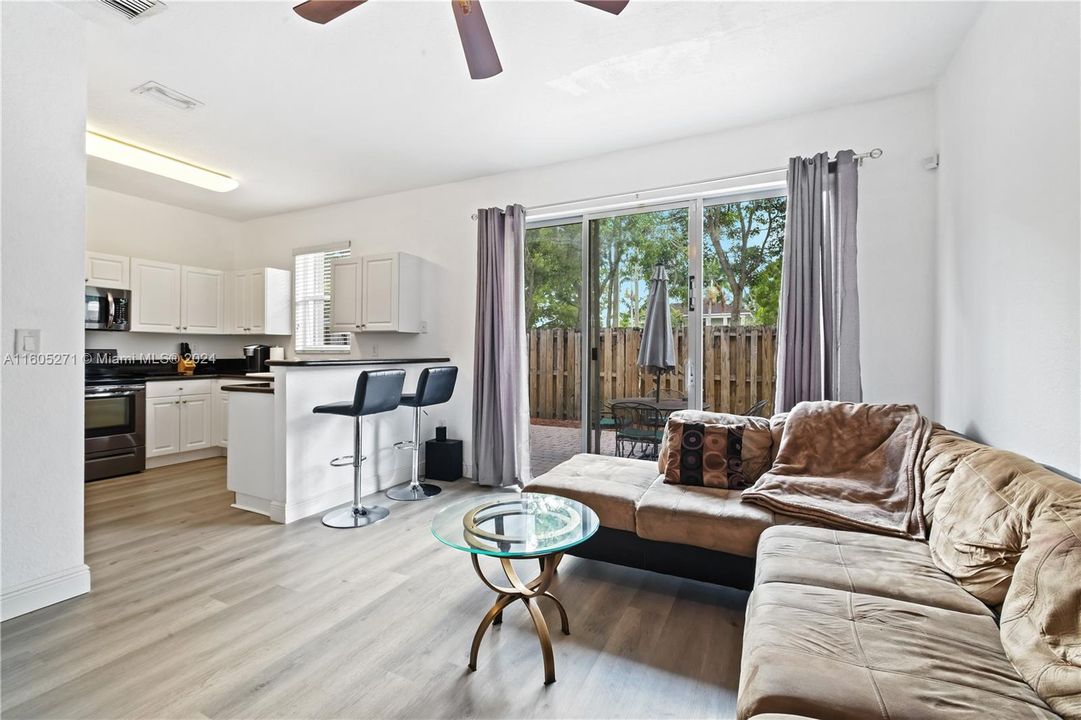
[431,492,599,685]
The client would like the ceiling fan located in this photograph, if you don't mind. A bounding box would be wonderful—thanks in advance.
[292,0,630,80]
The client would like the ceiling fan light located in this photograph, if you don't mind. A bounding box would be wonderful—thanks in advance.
[86,131,239,192]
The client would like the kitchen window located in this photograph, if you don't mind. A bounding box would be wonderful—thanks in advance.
[294,245,351,353]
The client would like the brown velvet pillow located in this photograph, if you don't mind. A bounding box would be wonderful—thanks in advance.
[660,411,774,490]
[1000,499,1081,718]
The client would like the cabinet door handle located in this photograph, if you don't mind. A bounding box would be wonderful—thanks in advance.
[175,326,181,330]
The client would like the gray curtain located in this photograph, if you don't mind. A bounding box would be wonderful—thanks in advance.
[472,205,531,487]
[775,150,862,412]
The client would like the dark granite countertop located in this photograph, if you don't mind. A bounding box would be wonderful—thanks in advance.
[220,382,274,394]
[143,373,256,381]
[265,357,450,367]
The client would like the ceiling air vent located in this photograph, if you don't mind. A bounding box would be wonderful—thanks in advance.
[98,0,167,22]
[131,81,203,111]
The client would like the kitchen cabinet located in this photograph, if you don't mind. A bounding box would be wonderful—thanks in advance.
[146,396,182,457]
[329,257,361,332]
[131,259,182,332]
[146,380,218,458]
[229,268,291,335]
[95,251,291,336]
[331,252,421,333]
[214,382,230,447]
[85,252,130,289]
[179,394,213,451]
[180,266,225,334]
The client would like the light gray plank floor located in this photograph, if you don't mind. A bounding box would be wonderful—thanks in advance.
[1,458,747,719]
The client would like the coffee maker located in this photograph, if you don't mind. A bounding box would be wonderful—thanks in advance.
[243,344,272,373]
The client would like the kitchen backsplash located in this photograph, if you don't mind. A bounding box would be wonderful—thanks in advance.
[85,330,280,359]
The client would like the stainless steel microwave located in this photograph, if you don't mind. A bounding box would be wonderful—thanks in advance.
[85,286,131,331]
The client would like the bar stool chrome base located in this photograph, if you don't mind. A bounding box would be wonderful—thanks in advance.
[386,481,441,501]
[322,504,389,528]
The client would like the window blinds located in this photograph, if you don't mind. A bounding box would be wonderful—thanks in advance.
[294,248,351,353]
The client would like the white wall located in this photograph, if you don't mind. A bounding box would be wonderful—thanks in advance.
[88,186,244,269]
[240,90,941,464]
[1,3,91,619]
[936,2,1081,476]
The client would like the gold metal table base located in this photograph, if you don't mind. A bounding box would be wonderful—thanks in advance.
[468,553,568,685]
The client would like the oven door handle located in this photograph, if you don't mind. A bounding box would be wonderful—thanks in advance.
[86,392,136,399]
[106,291,115,329]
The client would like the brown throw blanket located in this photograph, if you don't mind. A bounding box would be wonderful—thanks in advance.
[742,401,932,539]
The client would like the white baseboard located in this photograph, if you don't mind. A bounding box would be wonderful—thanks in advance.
[147,447,225,469]
[1,564,91,621]
[232,493,273,517]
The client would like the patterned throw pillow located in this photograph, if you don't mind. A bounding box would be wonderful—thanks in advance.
[661,411,775,490]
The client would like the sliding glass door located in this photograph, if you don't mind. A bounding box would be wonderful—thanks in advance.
[585,204,696,454]
[524,219,584,475]
[524,187,785,467]
[701,192,786,417]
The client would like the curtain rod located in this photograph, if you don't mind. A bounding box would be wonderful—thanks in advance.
[470,148,883,221]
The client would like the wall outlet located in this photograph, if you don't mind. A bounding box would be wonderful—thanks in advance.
[419,320,428,334]
[370,344,380,358]
[14,329,40,353]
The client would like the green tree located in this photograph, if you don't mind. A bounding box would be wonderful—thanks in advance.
[749,256,782,325]
[525,223,581,329]
[703,197,786,326]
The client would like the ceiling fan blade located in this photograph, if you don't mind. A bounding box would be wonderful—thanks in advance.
[293,0,367,24]
[451,0,502,80]
[575,0,629,15]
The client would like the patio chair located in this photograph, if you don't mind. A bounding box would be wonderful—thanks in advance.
[744,399,769,417]
[610,401,664,460]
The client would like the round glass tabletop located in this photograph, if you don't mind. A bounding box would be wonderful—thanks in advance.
[431,492,600,558]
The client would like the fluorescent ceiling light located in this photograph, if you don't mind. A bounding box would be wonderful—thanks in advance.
[85,131,239,192]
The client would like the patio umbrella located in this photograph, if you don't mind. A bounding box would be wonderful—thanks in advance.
[637,263,676,401]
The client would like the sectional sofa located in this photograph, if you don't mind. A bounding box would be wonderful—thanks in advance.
[524,425,1081,719]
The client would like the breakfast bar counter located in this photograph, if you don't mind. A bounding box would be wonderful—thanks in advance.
[227,357,451,523]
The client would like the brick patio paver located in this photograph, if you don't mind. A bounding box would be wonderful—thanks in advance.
[528,422,617,477]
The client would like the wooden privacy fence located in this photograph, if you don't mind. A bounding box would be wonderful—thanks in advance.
[528,326,778,421]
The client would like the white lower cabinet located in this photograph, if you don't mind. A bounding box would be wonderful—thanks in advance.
[214,384,230,447]
[147,397,182,457]
[146,380,225,462]
[179,394,213,451]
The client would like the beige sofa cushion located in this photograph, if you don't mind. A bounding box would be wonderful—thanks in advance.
[634,480,782,558]
[921,427,987,524]
[524,453,658,533]
[755,525,992,616]
[1001,499,1081,718]
[928,447,1081,605]
[737,582,1058,720]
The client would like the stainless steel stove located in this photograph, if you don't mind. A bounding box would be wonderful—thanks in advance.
[85,350,145,481]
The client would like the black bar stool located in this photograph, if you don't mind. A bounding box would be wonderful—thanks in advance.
[386,365,458,502]
[315,369,406,528]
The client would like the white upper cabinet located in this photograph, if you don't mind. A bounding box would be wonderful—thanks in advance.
[229,268,291,335]
[85,252,130,289]
[131,259,182,333]
[332,252,421,333]
[329,257,361,332]
[180,266,225,334]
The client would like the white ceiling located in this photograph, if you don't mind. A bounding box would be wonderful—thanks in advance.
[82,0,981,220]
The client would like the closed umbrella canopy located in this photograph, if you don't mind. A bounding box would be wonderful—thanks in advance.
[637,263,676,400]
